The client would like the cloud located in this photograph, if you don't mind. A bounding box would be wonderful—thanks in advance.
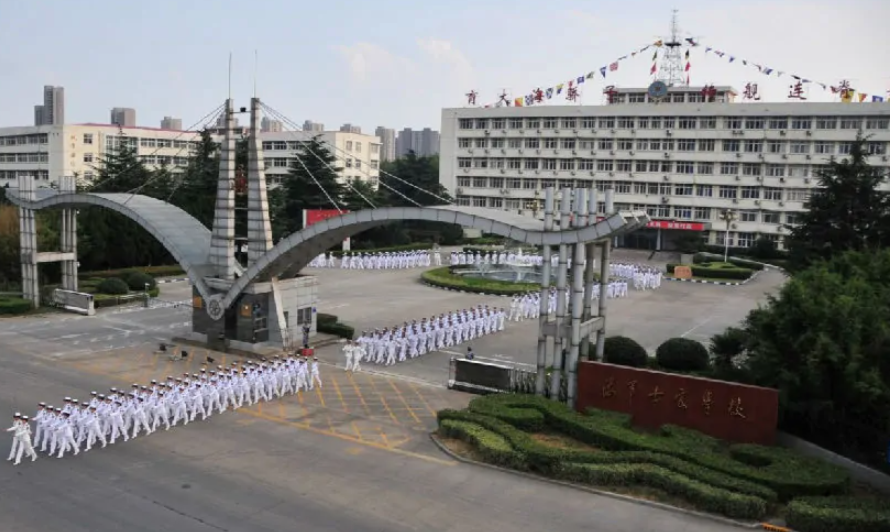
[416,38,474,87]
[333,42,413,83]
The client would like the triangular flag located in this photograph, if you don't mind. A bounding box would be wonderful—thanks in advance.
[763,68,774,75]
[576,76,585,85]
[609,62,619,72]
[859,93,868,102]
[728,56,735,63]
[545,88,554,99]
[685,62,691,72]
[872,96,885,102]
[650,63,657,75]
[586,71,595,79]
[685,50,689,59]
[514,97,523,107]
[652,50,658,60]
[556,83,564,94]
[600,66,607,78]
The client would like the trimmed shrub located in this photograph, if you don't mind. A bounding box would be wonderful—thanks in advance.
[318,322,354,339]
[121,271,157,292]
[438,418,522,469]
[82,265,184,279]
[422,266,538,296]
[666,262,754,280]
[786,496,890,532]
[692,253,766,271]
[655,337,710,372]
[96,277,129,295]
[599,336,648,368]
[0,297,33,315]
[316,313,338,327]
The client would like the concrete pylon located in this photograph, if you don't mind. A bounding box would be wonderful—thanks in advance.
[17,175,38,306]
[59,175,78,291]
[209,99,237,280]
[246,97,273,266]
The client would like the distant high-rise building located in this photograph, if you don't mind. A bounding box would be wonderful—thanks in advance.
[375,126,396,162]
[34,85,64,125]
[110,107,137,127]
[395,127,440,158]
[160,116,183,130]
[303,120,324,132]
[340,123,361,134]
[261,117,283,132]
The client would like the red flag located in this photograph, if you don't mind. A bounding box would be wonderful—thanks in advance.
[609,62,619,72]
[685,62,691,72]
[650,63,657,74]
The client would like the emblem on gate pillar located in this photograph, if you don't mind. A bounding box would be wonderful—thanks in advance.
[206,294,225,321]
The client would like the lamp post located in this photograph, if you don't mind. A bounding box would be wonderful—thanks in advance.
[720,209,737,263]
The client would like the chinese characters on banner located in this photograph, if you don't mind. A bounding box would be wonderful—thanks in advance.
[578,361,778,445]
[303,209,351,250]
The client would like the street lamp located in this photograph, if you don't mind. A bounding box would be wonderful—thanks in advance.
[719,209,737,263]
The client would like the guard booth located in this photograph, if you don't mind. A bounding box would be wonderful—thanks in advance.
[53,289,96,316]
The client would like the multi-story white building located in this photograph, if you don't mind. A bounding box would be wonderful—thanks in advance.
[440,86,890,250]
[0,123,381,188]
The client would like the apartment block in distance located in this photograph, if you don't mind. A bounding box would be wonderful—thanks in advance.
[396,127,440,157]
[110,107,137,127]
[34,85,65,126]
[375,126,396,162]
[440,86,890,251]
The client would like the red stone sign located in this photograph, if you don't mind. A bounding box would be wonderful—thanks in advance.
[576,361,779,445]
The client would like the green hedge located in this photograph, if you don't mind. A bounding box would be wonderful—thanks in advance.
[314,313,354,339]
[0,296,33,315]
[437,394,858,522]
[330,243,433,257]
[786,496,890,532]
[666,262,754,280]
[97,277,129,295]
[421,266,539,296]
[462,245,538,255]
[693,253,766,271]
[316,313,338,326]
[80,265,184,280]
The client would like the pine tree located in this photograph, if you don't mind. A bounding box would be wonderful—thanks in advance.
[785,135,890,272]
[171,128,219,228]
[380,152,450,207]
[272,136,346,237]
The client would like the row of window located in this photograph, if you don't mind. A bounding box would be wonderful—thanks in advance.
[0,170,49,180]
[263,157,380,170]
[456,177,810,202]
[456,157,833,177]
[0,153,49,164]
[0,134,49,146]
[457,137,887,155]
[458,116,890,132]
[264,141,381,156]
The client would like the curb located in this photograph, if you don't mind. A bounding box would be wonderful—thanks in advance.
[157,277,188,284]
[664,270,762,287]
[428,433,768,531]
[421,280,515,298]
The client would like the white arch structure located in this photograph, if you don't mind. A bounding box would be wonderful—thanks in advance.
[7,190,650,319]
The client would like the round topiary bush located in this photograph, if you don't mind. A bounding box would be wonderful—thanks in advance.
[121,271,156,291]
[96,277,129,295]
[655,337,710,371]
[601,336,649,367]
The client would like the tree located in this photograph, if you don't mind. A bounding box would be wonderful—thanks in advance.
[341,178,380,212]
[271,136,346,239]
[784,135,890,273]
[380,152,449,207]
[171,128,219,228]
[742,249,890,469]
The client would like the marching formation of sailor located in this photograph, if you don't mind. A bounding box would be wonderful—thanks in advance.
[309,249,442,269]
[6,355,323,465]
[342,306,507,369]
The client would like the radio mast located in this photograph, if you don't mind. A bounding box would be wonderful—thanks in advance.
[657,10,687,87]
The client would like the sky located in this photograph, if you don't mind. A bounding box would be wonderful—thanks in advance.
[0,0,887,134]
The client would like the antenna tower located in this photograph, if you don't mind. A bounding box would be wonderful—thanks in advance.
[657,9,687,87]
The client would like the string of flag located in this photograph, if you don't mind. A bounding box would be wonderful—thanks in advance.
[695,42,886,103]
[465,41,663,108]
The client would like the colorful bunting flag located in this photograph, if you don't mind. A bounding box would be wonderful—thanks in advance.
[874,96,885,102]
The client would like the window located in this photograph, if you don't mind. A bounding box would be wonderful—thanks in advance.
[715,232,735,247]
[524,138,539,149]
[596,160,613,171]
[838,142,852,155]
[83,133,94,144]
[616,160,632,172]
[688,93,704,103]
[356,142,362,151]
[739,210,757,222]
[457,158,471,168]
[474,138,486,148]
[615,181,632,193]
[561,139,576,150]
[649,139,662,151]
[491,138,504,148]
[598,117,615,129]
[737,232,756,247]
[492,119,505,129]
[785,213,800,225]
[762,212,781,224]
[768,118,788,130]
[526,119,540,129]
[745,117,765,129]
[743,140,762,153]
[662,140,674,151]
[674,206,693,219]
[617,117,634,129]
[578,159,594,170]
[524,159,539,170]
[509,118,523,129]
[649,117,662,129]
[472,158,487,168]
[786,189,810,202]
[459,119,473,129]
[629,93,646,103]
[698,139,716,152]
[457,177,471,187]
[866,117,889,130]
[636,139,649,151]
[719,186,738,199]
[141,138,156,148]
[788,165,809,178]
[634,161,648,172]
[839,118,861,130]
[471,197,486,207]
[472,177,487,187]
[83,153,93,163]
[541,159,556,170]
[723,140,740,152]
[508,138,522,149]
[678,117,697,129]
[543,138,558,149]
[542,118,558,129]
[695,163,714,175]
[663,117,676,128]
[694,207,711,220]
[507,158,521,169]
[660,161,673,173]
[675,161,695,174]
[721,162,738,175]
[560,159,575,170]
[700,117,717,129]
[617,138,633,150]
[740,186,760,199]
[742,163,761,176]
[491,158,504,169]
[725,117,743,130]
[579,140,594,150]
[696,185,713,197]
[767,141,784,154]
[816,117,837,129]
[674,184,693,195]
[814,142,834,155]
[791,117,812,130]
[677,139,696,151]
[763,188,782,201]
[581,118,596,129]
[598,139,614,150]
[766,164,785,177]
[790,142,810,154]
[346,141,353,150]
[867,143,888,155]
[562,118,576,129]
[458,138,471,148]
[637,117,650,129]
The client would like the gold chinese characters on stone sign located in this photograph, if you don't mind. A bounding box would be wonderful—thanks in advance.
[674,388,688,409]
[728,397,747,419]
[602,377,617,398]
[627,380,638,399]
[648,386,665,404]
[702,390,713,415]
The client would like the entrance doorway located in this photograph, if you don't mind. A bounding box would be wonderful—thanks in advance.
[622,228,658,250]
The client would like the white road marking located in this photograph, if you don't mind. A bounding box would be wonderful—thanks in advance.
[680,316,714,338]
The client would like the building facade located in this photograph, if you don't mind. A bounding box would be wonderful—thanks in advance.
[339,123,361,134]
[110,107,137,127]
[260,117,283,132]
[160,116,183,130]
[34,85,65,126]
[0,123,381,188]
[396,127,440,157]
[440,86,890,250]
[375,126,396,162]
[303,120,324,133]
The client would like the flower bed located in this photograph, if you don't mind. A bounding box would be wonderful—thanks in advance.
[666,261,754,281]
[421,266,539,296]
[434,394,887,529]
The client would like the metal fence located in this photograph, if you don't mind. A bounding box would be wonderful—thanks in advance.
[447,355,567,401]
